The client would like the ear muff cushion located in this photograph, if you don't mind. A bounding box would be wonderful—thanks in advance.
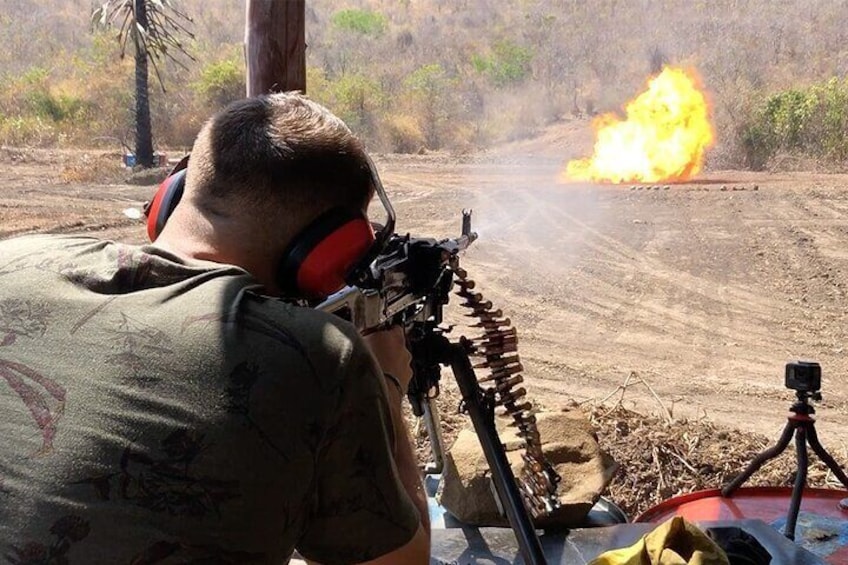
[146,169,187,241]
[279,208,376,298]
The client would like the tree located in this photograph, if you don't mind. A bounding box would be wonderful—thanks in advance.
[92,0,193,168]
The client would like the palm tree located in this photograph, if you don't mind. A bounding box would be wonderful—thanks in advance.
[92,0,194,168]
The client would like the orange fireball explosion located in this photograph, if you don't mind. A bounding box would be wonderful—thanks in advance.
[563,67,714,184]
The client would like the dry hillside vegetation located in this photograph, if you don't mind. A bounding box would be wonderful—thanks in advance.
[3,1,848,168]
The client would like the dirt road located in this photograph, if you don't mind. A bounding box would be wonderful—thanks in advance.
[2,147,848,447]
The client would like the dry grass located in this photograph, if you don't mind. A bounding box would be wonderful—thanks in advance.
[409,370,848,520]
[59,152,127,184]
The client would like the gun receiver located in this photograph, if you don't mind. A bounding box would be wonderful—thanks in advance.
[316,209,477,333]
[317,210,476,470]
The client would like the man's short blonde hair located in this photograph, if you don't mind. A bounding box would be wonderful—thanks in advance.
[187,93,373,216]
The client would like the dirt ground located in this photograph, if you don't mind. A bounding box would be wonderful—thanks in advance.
[2,124,847,457]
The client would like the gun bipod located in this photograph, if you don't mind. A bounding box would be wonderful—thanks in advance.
[447,340,548,565]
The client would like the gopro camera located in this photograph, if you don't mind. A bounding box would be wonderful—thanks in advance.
[785,361,821,393]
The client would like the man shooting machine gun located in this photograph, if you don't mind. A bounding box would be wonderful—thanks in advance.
[317,178,562,564]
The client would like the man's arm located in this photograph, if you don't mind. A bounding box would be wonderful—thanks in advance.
[304,326,430,565]
[362,327,430,535]
[296,324,429,565]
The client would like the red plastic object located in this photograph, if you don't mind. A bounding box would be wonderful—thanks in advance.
[637,487,848,523]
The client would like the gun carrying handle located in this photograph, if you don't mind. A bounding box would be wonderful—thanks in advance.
[345,154,396,287]
[368,154,396,245]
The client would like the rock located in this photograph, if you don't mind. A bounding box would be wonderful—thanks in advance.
[438,409,618,528]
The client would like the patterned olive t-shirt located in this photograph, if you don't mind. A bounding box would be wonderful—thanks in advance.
[0,234,419,564]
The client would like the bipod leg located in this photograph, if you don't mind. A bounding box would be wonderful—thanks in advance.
[448,342,546,565]
[806,423,848,489]
[784,426,809,540]
[722,419,795,497]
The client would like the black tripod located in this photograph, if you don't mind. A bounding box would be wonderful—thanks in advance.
[721,389,848,540]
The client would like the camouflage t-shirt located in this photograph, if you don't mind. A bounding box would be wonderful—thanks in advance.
[0,234,419,564]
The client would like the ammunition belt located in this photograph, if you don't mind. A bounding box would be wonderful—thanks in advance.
[453,267,561,517]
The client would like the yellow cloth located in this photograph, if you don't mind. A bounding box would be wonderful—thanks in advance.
[589,517,730,565]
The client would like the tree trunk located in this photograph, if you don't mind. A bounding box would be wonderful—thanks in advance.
[245,0,306,96]
[134,0,155,168]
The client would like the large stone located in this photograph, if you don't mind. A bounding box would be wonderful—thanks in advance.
[437,408,617,528]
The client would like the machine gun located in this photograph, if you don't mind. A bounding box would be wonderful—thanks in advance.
[317,210,558,565]
[317,211,475,471]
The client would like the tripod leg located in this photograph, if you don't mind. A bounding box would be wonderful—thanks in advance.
[806,423,848,489]
[722,420,795,497]
[784,427,808,540]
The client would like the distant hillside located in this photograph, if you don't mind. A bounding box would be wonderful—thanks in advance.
[2,1,848,167]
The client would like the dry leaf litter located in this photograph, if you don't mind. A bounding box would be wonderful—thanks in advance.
[407,372,848,519]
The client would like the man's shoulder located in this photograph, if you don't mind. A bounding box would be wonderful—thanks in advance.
[0,233,103,253]
[236,293,370,377]
[0,234,111,279]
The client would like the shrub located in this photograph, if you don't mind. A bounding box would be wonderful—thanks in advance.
[471,40,534,87]
[403,64,455,149]
[740,78,848,168]
[329,74,385,135]
[385,114,425,153]
[0,115,57,147]
[194,53,245,108]
[331,9,387,37]
[27,91,88,122]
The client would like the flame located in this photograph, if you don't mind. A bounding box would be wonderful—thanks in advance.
[564,67,714,184]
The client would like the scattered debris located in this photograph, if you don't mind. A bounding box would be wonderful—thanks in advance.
[410,372,848,521]
[589,404,847,517]
[122,207,143,220]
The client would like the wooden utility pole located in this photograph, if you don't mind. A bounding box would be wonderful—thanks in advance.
[245,0,306,96]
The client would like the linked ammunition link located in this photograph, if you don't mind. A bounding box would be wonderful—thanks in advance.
[453,267,561,517]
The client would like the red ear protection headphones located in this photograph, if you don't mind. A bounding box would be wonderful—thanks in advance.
[143,154,395,299]
[144,155,190,242]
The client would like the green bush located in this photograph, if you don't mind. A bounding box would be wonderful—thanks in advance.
[27,91,88,122]
[403,64,455,149]
[194,54,245,108]
[327,74,385,137]
[331,9,387,37]
[471,40,533,87]
[741,78,848,168]
[0,66,89,125]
